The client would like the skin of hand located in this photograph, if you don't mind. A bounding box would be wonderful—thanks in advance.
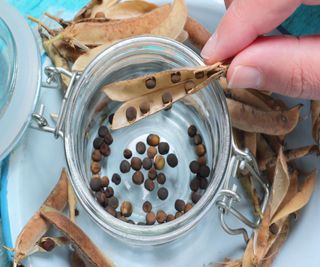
[201,0,320,99]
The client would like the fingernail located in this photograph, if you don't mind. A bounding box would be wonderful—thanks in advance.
[201,33,218,61]
[228,65,263,89]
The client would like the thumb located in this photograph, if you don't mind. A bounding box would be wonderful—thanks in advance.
[227,35,320,100]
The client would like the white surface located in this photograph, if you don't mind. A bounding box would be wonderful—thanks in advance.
[3,0,320,267]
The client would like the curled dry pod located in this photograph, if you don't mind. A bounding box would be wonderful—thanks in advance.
[227,98,302,136]
[184,16,211,50]
[40,206,115,267]
[311,100,320,144]
[13,169,69,266]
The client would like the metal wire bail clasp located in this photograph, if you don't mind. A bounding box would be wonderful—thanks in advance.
[215,139,270,244]
[31,67,80,138]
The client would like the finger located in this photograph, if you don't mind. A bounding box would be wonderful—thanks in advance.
[201,0,303,63]
[227,35,320,99]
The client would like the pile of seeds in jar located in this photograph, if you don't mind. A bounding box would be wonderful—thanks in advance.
[89,122,211,225]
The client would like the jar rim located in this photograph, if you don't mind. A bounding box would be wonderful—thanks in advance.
[64,36,232,245]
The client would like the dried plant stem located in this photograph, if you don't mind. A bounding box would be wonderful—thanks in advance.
[28,16,56,36]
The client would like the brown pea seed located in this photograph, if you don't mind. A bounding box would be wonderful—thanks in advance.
[105,206,116,217]
[120,160,131,173]
[195,144,206,157]
[92,150,102,162]
[91,162,101,174]
[108,196,119,209]
[147,146,157,158]
[171,72,181,83]
[121,201,133,217]
[147,134,160,146]
[104,187,114,198]
[175,199,185,212]
[145,77,156,89]
[126,106,137,122]
[142,157,153,170]
[184,80,195,93]
[184,203,193,213]
[100,143,110,156]
[90,177,102,191]
[199,178,208,189]
[156,210,167,224]
[157,187,168,200]
[95,12,106,18]
[157,172,166,185]
[188,125,197,137]
[198,165,210,178]
[40,238,55,252]
[136,142,146,154]
[139,102,150,114]
[190,178,200,192]
[194,134,202,145]
[162,91,173,104]
[269,223,279,235]
[98,125,109,138]
[148,168,157,180]
[108,113,114,124]
[101,176,109,187]
[154,155,165,170]
[146,212,156,225]
[167,153,178,168]
[93,137,104,149]
[123,149,132,159]
[96,191,106,206]
[198,156,207,166]
[104,133,113,145]
[175,211,183,219]
[189,160,200,174]
[144,179,155,191]
[195,71,205,79]
[191,192,202,204]
[112,173,121,185]
[143,201,152,213]
[166,214,175,222]
[131,157,142,171]
[158,142,170,155]
[132,171,144,185]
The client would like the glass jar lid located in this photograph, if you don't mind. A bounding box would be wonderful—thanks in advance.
[0,1,40,160]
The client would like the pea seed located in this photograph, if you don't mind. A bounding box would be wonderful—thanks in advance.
[139,102,150,114]
[184,203,193,213]
[148,168,157,180]
[142,157,152,170]
[104,186,114,198]
[116,211,122,219]
[121,201,133,217]
[198,165,210,178]
[132,171,144,185]
[98,125,109,138]
[143,201,152,213]
[40,238,55,252]
[101,176,109,187]
[144,179,155,191]
[175,211,183,219]
[126,106,137,122]
[195,71,205,79]
[195,144,206,157]
[105,206,116,217]
[145,77,156,89]
[136,142,146,154]
[95,11,105,18]
[100,143,110,156]
[75,208,79,216]
[166,214,175,222]
[96,191,106,206]
[157,172,166,185]
[171,72,181,83]
[147,146,157,158]
[146,212,156,225]
[147,134,160,146]
[123,148,132,159]
[112,173,121,185]
[119,216,128,223]
[156,210,167,224]
[175,199,185,212]
[90,177,102,191]
[189,160,200,174]
[120,160,131,173]
[198,156,207,166]
[131,157,142,171]
[92,150,101,162]
[162,91,173,104]
[157,187,168,200]
[154,155,165,170]
[158,142,170,155]
[189,178,200,192]
[84,8,92,18]
[91,162,101,174]
[199,178,208,189]
[187,125,197,137]
[194,134,202,145]
[191,192,201,204]
[104,133,113,145]
[108,113,114,124]
[127,220,135,224]
[167,153,178,168]
[269,223,279,235]
[184,81,195,93]
[108,196,119,209]
[93,137,104,149]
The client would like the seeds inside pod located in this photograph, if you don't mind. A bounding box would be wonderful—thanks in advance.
[136,142,146,154]
[91,162,101,174]
[121,201,133,217]
[40,238,55,252]
[120,160,131,173]
[142,157,153,170]
[188,125,197,137]
[198,156,207,166]
[190,178,200,192]
[147,134,160,146]
[132,171,144,185]
[269,223,279,235]
[105,206,116,217]
[194,134,202,145]
[139,102,150,114]
[126,106,137,122]
[148,168,157,180]
[191,192,202,204]
[146,212,156,225]
[195,144,206,157]
[157,187,168,200]
[112,173,121,185]
[195,71,205,79]
[175,199,185,212]
[96,191,106,206]
[175,211,183,219]
[92,150,102,162]
[108,113,114,124]
[93,137,104,149]
[184,80,195,93]
[90,177,102,192]
[104,133,113,145]
[158,142,170,155]
[166,214,175,222]
[144,179,155,191]
[198,165,210,178]
[101,176,109,187]
[123,148,132,159]
[95,11,106,18]
[171,72,181,83]
[154,155,165,170]
[108,196,119,209]
[143,201,152,213]
[147,146,157,158]
[131,157,142,171]
[104,187,114,198]
[145,77,156,89]
[199,178,208,189]
[98,126,109,138]
[162,91,173,104]
[157,172,166,185]
[189,160,200,174]
[184,203,193,213]
[167,153,178,168]
[100,143,110,156]
[156,210,167,224]
[207,69,217,77]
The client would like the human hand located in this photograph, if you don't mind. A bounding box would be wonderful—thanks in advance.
[201,0,320,99]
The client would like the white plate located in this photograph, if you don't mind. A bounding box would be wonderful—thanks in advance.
[2,1,320,266]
